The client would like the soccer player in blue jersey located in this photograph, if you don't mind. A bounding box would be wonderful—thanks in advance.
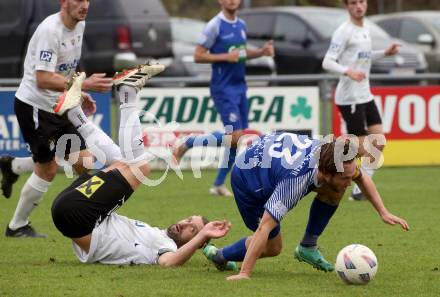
[202,133,409,280]
[173,0,274,196]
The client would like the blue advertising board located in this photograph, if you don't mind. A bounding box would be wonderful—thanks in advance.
[0,88,112,157]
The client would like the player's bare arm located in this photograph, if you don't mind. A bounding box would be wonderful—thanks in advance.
[384,43,401,56]
[36,70,71,92]
[355,173,410,230]
[158,221,231,267]
[344,69,366,82]
[194,45,240,63]
[246,40,274,59]
[227,211,278,281]
[82,73,112,93]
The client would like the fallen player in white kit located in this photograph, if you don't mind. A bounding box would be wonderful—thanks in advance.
[51,64,232,266]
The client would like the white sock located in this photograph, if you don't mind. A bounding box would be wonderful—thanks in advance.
[77,122,122,166]
[362,165,375,178]
[67,106,88,129]
[118,85,137,105]
[117,85,145,162]
[11,157,34,174]
[11,157,78,175]
[9,172,52,230]
[352,164,375,195]
[119,103,145,162]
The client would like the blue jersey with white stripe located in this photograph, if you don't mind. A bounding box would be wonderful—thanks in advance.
[234,133,320,222]
[197,12,247,97]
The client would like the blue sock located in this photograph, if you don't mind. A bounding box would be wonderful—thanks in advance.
[213,147,236,186]
[300,198,338,248]
[184,131,223,148]
[221,237,247,262]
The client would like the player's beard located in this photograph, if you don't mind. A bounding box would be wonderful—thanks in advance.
[167,224,185,247]
[67,3,88,22]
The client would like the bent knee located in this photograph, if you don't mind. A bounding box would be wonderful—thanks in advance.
[265,241,283,257]
[266,245,282,257]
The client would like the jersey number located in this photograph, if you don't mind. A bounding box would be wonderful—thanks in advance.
[268,133,313,165]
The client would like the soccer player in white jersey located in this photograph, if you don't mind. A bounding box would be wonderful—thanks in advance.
[5,0,116,237]
[51,66,232,267]
[322,0,400,200]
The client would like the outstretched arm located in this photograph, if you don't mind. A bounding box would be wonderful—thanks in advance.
[158,221,231,267]
[227,211,278,280]
[355,174,409,231]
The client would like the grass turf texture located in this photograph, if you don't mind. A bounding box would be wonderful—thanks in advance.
[0,167,439,297]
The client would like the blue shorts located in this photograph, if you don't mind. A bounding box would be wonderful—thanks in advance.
[231,166,280,239]
[212,92,249,132]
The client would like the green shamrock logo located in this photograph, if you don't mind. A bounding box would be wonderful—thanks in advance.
[290,96,311,119]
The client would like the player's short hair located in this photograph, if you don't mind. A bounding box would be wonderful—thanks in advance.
[318,139,356,175]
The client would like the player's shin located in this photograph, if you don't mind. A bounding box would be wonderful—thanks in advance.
[300,197,338,248]
[67,106,122,165]
[8,173,51,231]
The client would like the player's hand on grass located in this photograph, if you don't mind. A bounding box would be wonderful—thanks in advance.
[262,40,274,57]
[201,220,231,239]
[384,43,401,56]
[226,273,251,281]
[83,73,112,93]
[381,212,410,231]
[81,92,97,116]
[345,69,366,82]
[227,50,240,63]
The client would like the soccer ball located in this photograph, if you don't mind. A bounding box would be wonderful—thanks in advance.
[335,244,378,285]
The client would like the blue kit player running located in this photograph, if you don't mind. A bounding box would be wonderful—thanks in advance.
[173,0,273,196]
[202,133,409,280]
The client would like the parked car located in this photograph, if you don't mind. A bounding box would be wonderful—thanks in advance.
[0,0,173,78]
[163,17,276,78]
[239,6,427,77]
[370,11,440,72]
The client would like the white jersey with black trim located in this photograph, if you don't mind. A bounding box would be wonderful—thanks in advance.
[323,20,384,106]
[73,213,177,265]
[15,12,84,113]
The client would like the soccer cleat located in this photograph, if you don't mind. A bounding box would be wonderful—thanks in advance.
[112,62,165,90]
[53,72,86,115]
[203,244,238,271]
[0,155,19,199]
[5,224,47,238]
[294,245,334,272]
[209,185,233,197]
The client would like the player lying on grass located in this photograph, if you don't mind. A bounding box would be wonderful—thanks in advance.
[202,133,409,280]
[51,64,232,266]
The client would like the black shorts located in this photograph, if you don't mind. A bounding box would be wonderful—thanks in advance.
[15,98,86,163]
[51,169,134,238]
[337,100,382,136]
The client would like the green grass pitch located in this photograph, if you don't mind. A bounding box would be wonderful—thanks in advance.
[0,167,439,297]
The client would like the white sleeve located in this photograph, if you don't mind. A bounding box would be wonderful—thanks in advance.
[322,27,349,75]
[371,50,385,61]
[264,176,310,222]
[197,18,220,50]
[34,27,59,72]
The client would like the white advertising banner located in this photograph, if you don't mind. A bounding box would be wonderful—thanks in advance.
[136,87,319,169]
